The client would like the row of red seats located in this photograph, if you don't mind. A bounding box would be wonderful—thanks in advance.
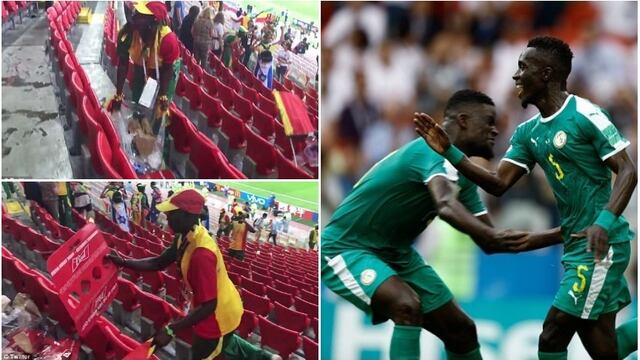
[7,194,319,358]
[87,207,318,358]
[174,46,309,178]
[2,247,160,360]
[98,5,245,180]
[48,4,143,179]
[2,1,31,26]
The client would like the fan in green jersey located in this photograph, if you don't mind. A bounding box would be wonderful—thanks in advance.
[322,89,565,360]
[415,36,637,360]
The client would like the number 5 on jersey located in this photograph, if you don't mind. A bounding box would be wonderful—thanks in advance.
[547,153,564,181]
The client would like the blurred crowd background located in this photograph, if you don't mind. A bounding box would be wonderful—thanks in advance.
[320,2,637,359]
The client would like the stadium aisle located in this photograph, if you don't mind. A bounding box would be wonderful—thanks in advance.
[2,8,72,178]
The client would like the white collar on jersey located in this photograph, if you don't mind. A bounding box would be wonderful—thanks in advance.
[540,94,574,123]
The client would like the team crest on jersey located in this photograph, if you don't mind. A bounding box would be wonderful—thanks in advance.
[553,130,567,149]
[360,269,377,286]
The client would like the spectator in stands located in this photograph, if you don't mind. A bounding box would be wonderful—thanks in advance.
[40,182,59,222]
[178,5,199,53]
[56,182,72,227]
[170,1,184,31]
[309,224,318,250]
[241,20,257,66]
[228,212,256,261]
[275,40,292,82]
[221,27,247,68]
[110,1,181,135]
[216,208,231,238]
[293,37,309,54]
[231,8,243,31]
[200,204,210,231]
[267,217,283,245]
[148,182,163,224]
[212,11,225,58]
[253,212,268,242]
[110,191,130,233]
[107,189,280,360]
[130,183,149,226]
[254,50,274,89]
[191,6,214,65]
[71,182,92,220]
[24,182,43,222]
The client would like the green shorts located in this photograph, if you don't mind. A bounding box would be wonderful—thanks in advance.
[321,248,453,324]
[553,239,631,320]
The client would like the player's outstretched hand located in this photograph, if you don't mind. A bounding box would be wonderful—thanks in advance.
[490,229,530,253]
[571,225,609,263]
[413,112,451,154]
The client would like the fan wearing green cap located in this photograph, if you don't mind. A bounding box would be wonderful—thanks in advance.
[221,26,248,69]
[130,183,149,225]
[110,1,181,125]
[107,189,281,360]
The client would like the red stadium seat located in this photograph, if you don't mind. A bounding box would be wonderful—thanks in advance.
[299,288,318,305]
[203,71,219,97]
[201,90,223,130]
[141,270,165,293]
[241,275,266,296]
[294,296,318,319]
[266,285,294,308]
[274,302,310,333]
[227,271,242,287]
[241,82,258,103]
[217,81,235,109]
[258,316,302,359]
[95,131,122,178]
[250,271,272,287]
[168,107,197,154]
[81,318,140,360]
[303,336,318,360]
[139,290,179,333]
[115,277,142,312]
[275,150,312,179]
[273,279,299,298]
[257,93,279,118]
[245,128,277,178]
[237,310,258,338]
[241,289,273,317]
[220,106,247,151]
[232,91,253,121]
[252,104,276,140]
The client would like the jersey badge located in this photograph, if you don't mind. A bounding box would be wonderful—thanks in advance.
[360,269,377,286]
[553,130,567,149]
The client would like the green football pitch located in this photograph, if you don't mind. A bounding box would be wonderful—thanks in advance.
[236,0,318,24]
[216,181,318,212]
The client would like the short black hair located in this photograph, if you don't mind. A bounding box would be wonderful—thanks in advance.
[444,89,495,116]
[527,36,573,81]
[259,50,273,63]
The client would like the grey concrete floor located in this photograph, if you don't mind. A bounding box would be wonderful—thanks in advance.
[2,13,73,179]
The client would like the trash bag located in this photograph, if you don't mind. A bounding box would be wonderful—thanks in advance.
[110,102,167,175]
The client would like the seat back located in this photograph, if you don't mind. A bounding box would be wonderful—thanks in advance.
[240,289,273,316]
[258,316,301,359]
[274,301,310,333]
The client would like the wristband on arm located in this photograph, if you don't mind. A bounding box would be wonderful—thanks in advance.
[443,145,465,165]
[594,209,617,232]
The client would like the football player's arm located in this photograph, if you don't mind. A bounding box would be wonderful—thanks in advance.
[476,212,563,251]
[603,150,637,217]
[414,113,527,196]
[427,177,526,254]
[452,159,526,197]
